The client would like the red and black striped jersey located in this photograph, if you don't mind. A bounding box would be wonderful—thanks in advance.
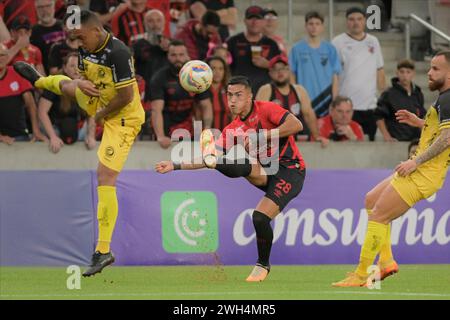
[216,100,305,170]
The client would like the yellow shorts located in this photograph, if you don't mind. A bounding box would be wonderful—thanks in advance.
[75,87,99,117]
[390,171,438,207]
[97,120,140,172]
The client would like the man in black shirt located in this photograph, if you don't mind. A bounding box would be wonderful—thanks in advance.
[226,5,280,94]
[375,59,426,141]
[48,26,81,74]
[150,40,213,149]
[31,0,66,74]
[188,0,237,41]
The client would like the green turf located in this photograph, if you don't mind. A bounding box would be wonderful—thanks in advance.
[1,265,449,300]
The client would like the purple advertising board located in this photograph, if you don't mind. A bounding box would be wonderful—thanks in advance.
[1,170,449,266]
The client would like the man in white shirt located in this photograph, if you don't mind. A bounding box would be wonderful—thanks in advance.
[332,7,386,141]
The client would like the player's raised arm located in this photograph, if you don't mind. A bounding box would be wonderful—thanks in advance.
[395,109,425,128]
[268,112,303,139]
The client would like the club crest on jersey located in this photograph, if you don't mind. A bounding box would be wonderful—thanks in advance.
[105,146,115,158]
[98,68,106,78]
[9,81,19,92]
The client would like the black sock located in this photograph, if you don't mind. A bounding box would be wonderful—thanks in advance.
[252,211,273,268]
[215,158,252,178]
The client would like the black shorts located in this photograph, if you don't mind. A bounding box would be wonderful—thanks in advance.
[256,164,306,211]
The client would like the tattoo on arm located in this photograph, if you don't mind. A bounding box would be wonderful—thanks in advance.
[415,128,450,166]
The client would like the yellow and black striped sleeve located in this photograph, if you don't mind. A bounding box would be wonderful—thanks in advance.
[438,91,450,130]
[110,47,136,89]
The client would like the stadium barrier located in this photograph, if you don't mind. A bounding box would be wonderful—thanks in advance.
[1,169,448,266]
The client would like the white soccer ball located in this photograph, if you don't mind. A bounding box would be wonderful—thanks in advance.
[178,60,213,94]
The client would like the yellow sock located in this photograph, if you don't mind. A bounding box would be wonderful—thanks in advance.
[95,186,118,254]
[379,224,393,263]
[356,221,388,277]
[35,74,71,95]
[367,209,394,264]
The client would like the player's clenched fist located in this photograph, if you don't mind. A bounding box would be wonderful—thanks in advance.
[155,161,174,173]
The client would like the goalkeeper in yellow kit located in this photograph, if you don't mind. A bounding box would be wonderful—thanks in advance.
[333,50,450,287]
[14,10,144,276]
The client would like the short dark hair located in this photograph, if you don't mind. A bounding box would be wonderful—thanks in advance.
[305,11,324,23]
[435,50,450,65]
[397,59,415,70]
[227,76,252,90]
[62,52,78,66]
[169,39,186,48]
[331,96,353,108]
[346,7,365,18]
[64,9,102,27]
[201,10,221,27]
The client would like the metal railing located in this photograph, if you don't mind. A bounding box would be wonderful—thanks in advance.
[405,13,450,59]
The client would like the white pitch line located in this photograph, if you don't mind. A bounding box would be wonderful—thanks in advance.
[1,290,450,298]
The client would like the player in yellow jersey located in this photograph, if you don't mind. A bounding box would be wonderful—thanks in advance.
[332,50,450,287]
[14,10,145,277]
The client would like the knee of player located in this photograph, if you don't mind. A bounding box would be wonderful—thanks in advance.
[97,167,118,186]
[364,192,375,210]
[369,208,392,224]
[252,210,272,226]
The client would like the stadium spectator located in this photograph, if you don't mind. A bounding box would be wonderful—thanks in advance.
[31,0,66,74]
[147,0,171,36]
[205,56,231,131]
[0,0,37,28]
[188,0,237,41]
[38,53,96,153]
[3,16,46,76]
[0,44,46,144]
[289,11,341,117]
[262,8,287,55]
[207,43,232,65]
[112,0,171,45]
[256,55,328,146]
[133,9,171,139]
[226,5,281,94]
[169,0,190,36]
[89,0,128,26]
[174,10,221,61]
[0,16,11,42]
[143,9,166,44]
[149,40,212,148]
[112,0,151,46]
[47,25,81,75]
[318,96,364,142]
[332,7,386,141]
[375,59,426,142]
[133,10,170,80]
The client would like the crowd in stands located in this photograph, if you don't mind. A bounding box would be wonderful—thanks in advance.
[0,0,440,152]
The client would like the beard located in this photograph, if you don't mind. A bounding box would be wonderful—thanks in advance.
[428,77,444,91]
[274,79,289,87]
[170,62,183,73]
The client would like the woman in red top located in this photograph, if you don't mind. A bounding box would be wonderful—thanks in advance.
[205,55,232,130]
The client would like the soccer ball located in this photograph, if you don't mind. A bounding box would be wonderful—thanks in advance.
[179,60,213,94]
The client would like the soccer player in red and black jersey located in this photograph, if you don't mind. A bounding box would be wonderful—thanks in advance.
[155,76,306,282]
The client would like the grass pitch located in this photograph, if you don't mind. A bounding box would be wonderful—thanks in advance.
[1,265,449,300]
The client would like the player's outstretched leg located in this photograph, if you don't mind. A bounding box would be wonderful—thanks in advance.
[13,61,71,95]
[332,184,409,287]
[365,176,399,281]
